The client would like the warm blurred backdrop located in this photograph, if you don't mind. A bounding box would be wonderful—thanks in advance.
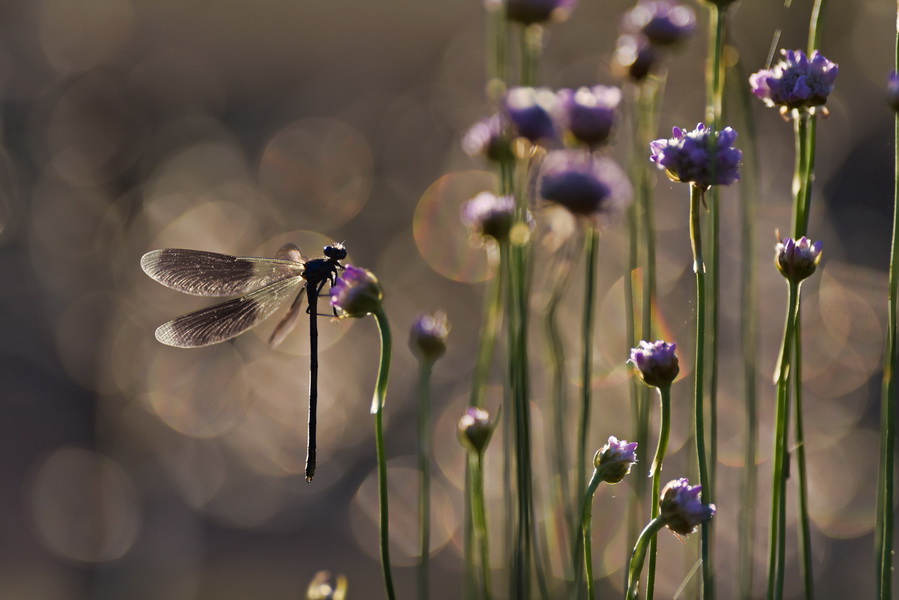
[0,0,896,598]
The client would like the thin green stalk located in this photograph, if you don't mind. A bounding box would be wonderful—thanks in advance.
[372,307,396,600]
[577,225,600,519]
[471,246,503,410]
[626,517,668,600]
[689,183,713,599]
[520,24,542,87]
[790,113,810,238]
[470,451,493,600]
[807,0,828,55]
[792,318,814,600]
[646,386,672,600]
[580,469,604,600]
[767,281,798,600]
[418,361,433,600]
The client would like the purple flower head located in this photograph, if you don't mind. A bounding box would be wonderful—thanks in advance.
[458,407,497,454]
[630,340,679,389]
[330,265,383,318]
[593,435,638,484]
[505,0,577,25]
[621,1,696,47]
[409,311,449,363]
[749,49,838,112]
[461,192,516,242]
[539,151,633,224]
[775,235,823,284]
[888,72,899,112]
[556,86,621,149]
[612,34,658,82]
[660,478,716,536]
[502,87,559,144]
[462,113,515,163]
[650,123,742,188]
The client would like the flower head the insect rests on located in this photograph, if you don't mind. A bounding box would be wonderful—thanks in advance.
[621,0,696,47]
[458,406,498,455]
[659,477,715,536]
[749,49,838,116]
[774,235,823,284]
[649,123,742,189]
[409,311,450,364]
[502,87,559,144]
[330,265,383,318]
[539,150,633,225]
[555,86,621,150]
[593,436,638,484]
[630,340,679,389]
[504,0,577,26]
[461,192,517,244]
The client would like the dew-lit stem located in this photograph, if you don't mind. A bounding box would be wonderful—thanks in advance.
[646,385,671,600]
[372,307,396,600]
[580,469,603,600]
[626,517,667,600]
[469,450,492,600]
[417,360,433,600]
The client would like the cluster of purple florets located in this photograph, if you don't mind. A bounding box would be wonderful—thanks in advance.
[660,478,716,536]
[749,49,838,112]
[650,123,742,188]
[630,340,680,389]
[613,0,696,81]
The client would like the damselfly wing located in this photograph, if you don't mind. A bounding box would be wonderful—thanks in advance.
[141,243,347,480]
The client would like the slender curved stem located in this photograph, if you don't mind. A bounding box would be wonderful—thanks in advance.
[580,470,603,600]
[578,225,600,510]
[626,517,668,600]
[470,451,492,600]
[792,319,814,600]
[373,307,396,600]
[417,360,433,600]
[646,386,672,600]
[471,246,503,410]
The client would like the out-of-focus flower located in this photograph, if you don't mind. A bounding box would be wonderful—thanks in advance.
[539,150,632,224]
[307,571,348,600]
[774,235,823,284]
[630,340,679,389]
[749,49,838,112]
[409,311,449,363]
[462,113,515,163]
[621,0,696,47]
[505,0,577,25]
[330,265,383,318]
[700,0,737,7]
[593,436,638,483]
[649,123,742,188]
[887,72,899,112]
[461,192,516,243]
[612,34,658,82]
[659,478,715,536]
[458,407,497,454]
[502,87,558,143]
[556,86,621,149]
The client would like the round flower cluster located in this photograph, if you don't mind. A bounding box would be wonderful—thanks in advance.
[650,123,742,188]
[659,478,716,536]
[613,0,696,82]
[774,236,823,284]
[539,150,632,223]
[461,192,516,243]
[749,49,838,113]
[594,436,638,484]
[630,339,679,389]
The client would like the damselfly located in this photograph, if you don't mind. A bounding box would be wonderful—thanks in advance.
[141,242,347,481]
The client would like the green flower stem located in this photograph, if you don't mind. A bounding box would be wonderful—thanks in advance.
[767,280,799,600]
[792,322,814,600]
[417,360,433,600]
[580,468,604,600]
[646,386,672,600]
[471,246,503,410]
[689,183,713,599]
[470,450,493,600]
[807,0,828,55]
[520,24,542,87]
[577,225,600,517]
[626,517,667,600]
[790,114,810,238]
[372,307,396,600]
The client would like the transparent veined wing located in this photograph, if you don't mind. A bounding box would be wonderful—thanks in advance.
[141,249,305,297]
[155,276,305,347]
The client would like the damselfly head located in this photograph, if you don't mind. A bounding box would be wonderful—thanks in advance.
[323,243,347,261]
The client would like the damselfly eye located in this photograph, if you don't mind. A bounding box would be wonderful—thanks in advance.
[324,244,347,260]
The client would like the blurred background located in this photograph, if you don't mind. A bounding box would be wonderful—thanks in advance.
[0,0,896,598]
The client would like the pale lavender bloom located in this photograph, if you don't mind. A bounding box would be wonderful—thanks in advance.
[749,49,838,111]
[502,87,558,143]
[630,340,679,389]
[556,86,621,149]
[887,72,899,112]
[505,0,577,25]
[462,113,514,163]
[650,123,742,188]
[330,265,383,318]
[594,435,639,483]
[539,150,633,224]
[622,0,696,47]
[458,407,496,454]
[660,478,715,536]
[775,236,823,283]
[612,34,658,82]
[409,311,449,363]
[461,192,516,242]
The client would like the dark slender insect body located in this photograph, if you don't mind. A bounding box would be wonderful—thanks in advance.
[141,242,347,481]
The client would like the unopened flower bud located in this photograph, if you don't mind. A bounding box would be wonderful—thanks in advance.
[409,312,449,363]
[593,436,638,483]
[659,478,715,536]
[774,235,823,284]
[630,340,679,389]
[458,407,496,454]
[330,265,383,318]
